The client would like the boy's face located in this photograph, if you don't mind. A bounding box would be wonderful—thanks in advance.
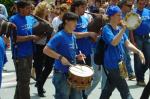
[77,4,87,16]
[137,0,146,9]
[19,5,31,16]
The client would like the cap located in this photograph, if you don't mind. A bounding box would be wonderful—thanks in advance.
[106,5,121,16]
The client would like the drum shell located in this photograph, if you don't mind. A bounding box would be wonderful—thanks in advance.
[68,65,94,90]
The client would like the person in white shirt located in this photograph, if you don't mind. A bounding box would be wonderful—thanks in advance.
[52,3,69,33]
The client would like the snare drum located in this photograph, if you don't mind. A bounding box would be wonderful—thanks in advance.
[68,64,94,90]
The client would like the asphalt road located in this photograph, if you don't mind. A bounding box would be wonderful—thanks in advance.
[0,50,149,99]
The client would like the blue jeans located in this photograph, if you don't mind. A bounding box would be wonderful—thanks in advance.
[134,35,150,81]
[52,72,82,99]
[100,69,133,99]
[124,47,134,75]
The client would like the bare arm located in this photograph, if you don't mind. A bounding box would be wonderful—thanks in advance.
[43,46,61,60]
[16,35,41,43]
[16,35,33,42]
[111,21,127,46]
[43,46,71,65]
[111,28,126,46]
[74,32,97,39]
[125,40,145,64]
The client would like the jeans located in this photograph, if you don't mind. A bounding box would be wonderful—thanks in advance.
[52,72,82,99]
[100,69,133,99]
[134,35,150,81]
[124,47,134,75]
[13,56,32,99]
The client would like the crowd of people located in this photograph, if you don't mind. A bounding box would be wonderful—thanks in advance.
[0,0,150,99]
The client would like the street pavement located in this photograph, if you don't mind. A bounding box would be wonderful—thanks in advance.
[0,50,150,99]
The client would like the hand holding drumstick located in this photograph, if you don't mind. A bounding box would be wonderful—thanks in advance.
[76,51,86,64]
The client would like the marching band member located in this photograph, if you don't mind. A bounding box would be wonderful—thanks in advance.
[118,0,136,80]
[133,0,150,87]
[70,0,97,99]
[100,5,145,99]
[9,1,40,99]
[43,11,96,99]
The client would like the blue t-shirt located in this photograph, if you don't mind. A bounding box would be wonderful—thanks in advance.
[0,37,5,68]
[133,8,150,35]
[47,30,77,73]
[9,14,37,58]
[102,25,128,69]
[74,16,92,56]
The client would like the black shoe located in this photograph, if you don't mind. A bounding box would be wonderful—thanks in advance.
[82,91,88,99]
[38,93,45,97]
[36,82,46,93]
[42,88,46,93]
[137,81,146,87]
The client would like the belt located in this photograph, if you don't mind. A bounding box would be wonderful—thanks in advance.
[136,34,150,39]
[54,69,68,75]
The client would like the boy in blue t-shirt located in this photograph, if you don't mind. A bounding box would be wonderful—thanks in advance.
[70,0,97,67]
[100,5,145,99]
[44,11,97,99]
[43,12,91,99]
[9,1,40,99]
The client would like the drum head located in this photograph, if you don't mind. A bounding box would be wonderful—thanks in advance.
[125,12,141,30]
[69,65,94,77]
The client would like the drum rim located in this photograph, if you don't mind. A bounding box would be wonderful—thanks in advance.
[125,12,141,30]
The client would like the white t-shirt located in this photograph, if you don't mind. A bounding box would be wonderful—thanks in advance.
[84,10,93,23]
[52,16,62,33]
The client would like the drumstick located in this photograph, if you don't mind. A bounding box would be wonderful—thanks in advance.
[79,51,86,64]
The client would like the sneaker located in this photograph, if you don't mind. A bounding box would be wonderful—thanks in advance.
[128,74,136,80]
[137,81,146,86]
